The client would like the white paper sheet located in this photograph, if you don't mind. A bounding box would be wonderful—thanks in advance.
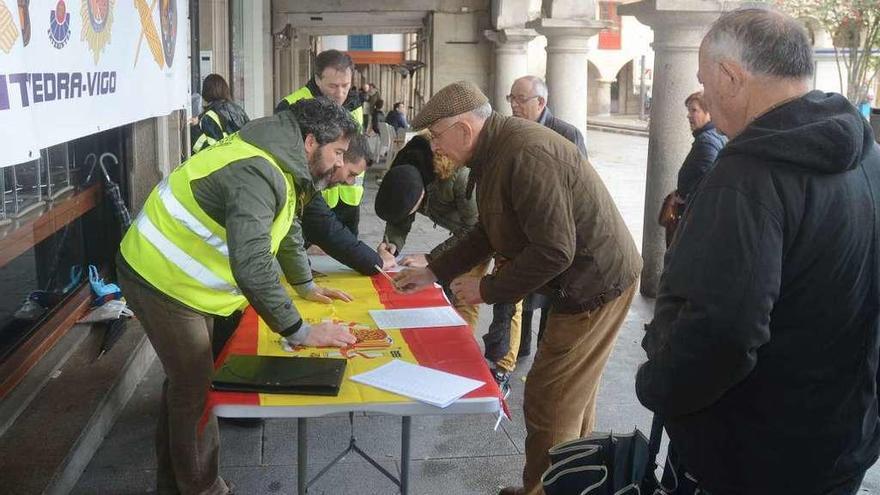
[368,306,466,329]
[350,359,484,408]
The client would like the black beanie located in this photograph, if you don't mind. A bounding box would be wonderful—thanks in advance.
[375,165,426,223]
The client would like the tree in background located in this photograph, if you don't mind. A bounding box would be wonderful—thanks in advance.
[780,0,880,103]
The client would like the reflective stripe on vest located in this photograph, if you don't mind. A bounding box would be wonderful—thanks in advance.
[120,133,296,316]
[283,86,365,206]
[192,110,228,154]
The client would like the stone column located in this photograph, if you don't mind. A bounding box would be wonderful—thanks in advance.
[618,0,743,297]
[527,18,607,138]
[595,79,614,116]
[484,29,538,116]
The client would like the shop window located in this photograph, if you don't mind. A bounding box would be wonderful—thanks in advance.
[0,129,125,368]
[599,1,622,50]
[348,35,373,51]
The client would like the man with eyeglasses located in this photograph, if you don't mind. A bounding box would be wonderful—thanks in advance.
[395,81,641,495]
[507,75,586,156]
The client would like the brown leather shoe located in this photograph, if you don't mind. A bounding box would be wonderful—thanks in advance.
[498,487,524,495]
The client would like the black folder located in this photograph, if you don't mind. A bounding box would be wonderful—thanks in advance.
[212,354,347,396]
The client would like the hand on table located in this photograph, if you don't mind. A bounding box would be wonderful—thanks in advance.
[451,276,484,305]
[307,245,326,256]
[399,254,428,268]
[302,285,354,304]
[302,321,357,347]
[393,267,438,294]
[377,242,398,270]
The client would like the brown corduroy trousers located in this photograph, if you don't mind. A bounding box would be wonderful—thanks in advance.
[521,283,637,495]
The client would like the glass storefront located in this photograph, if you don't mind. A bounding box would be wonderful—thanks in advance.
[0,128,127,364]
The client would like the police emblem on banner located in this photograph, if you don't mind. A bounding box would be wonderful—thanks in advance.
[17,0,30,47]
[0,0,18,53]
[159,0,175,66]
[48,0,70,49]
[81,0,114,63]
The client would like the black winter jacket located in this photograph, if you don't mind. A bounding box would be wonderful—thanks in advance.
[637,91,880,494]
[196,100,249,139]
[301,194,380,276]
[676,121,726,202]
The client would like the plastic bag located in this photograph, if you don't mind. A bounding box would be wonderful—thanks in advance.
[78,299,133,323]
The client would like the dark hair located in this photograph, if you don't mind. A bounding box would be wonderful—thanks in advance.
[374,99,384,111]
[201,74,231,102]
[684,91,706,109]
[393,102,403,110]
[704,8,813,79]
[290,97,359,145]
[343,133,369,164]
[315,50,354,78]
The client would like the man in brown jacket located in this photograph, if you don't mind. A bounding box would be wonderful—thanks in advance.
[395,81,642,495]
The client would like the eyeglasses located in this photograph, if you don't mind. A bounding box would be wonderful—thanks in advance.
[505,94,539,105]
[429,120,460,140]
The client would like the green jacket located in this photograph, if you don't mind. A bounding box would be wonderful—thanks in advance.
[383,166,478,261]
[429,113,642,313]
[119,111,316,333]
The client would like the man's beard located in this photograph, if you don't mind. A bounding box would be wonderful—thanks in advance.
[308,147,335,191]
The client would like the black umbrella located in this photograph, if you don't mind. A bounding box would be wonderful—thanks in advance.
[83,152,131,231]
[95,317,129,361]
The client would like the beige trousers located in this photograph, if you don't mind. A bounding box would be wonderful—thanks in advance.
[521,283,637,495]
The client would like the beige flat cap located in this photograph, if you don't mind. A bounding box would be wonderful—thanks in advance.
[411,80,489,130]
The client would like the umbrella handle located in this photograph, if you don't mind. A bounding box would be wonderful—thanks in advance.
[98,152,119,183]
[82,153,99,185]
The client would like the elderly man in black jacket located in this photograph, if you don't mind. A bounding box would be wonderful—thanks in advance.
[637,8,880,495]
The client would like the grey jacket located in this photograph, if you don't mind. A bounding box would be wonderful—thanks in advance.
[120,111,316,335]
[539,108,587,158]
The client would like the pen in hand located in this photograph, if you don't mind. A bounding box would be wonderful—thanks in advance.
[374,265,401,291]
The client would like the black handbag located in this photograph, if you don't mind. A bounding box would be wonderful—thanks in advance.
[541,416,704,495]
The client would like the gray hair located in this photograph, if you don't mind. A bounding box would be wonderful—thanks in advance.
[703,8,813,79]
[470,102,493,120]
[519,75,548,101]
[290,97,359,145]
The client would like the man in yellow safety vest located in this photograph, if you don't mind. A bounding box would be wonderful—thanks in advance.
[116,97,359,495]
[276,49,365,236]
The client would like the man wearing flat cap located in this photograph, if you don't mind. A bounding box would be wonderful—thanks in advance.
[395,81,642,495]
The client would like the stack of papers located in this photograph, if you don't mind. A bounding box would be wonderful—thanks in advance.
[368,307,466,329]
[350,359,484,408]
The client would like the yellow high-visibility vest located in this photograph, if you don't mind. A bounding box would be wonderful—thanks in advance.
[192,110,226,154]
[282,85,364,207]
[321,171,365,207]
[120,133,296,316]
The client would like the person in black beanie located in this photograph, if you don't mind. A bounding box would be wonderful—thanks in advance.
[375,134,484,329]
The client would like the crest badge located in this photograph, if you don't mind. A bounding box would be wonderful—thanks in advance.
[81,0,114,63]
[48,0,71,49]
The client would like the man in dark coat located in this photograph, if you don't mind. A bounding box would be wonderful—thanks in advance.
[302,133,395,274]
[637,9,880,495]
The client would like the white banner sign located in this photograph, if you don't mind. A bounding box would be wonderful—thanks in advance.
[0,0,190,167]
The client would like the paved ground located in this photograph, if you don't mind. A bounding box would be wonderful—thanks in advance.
[74,130,879,494]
